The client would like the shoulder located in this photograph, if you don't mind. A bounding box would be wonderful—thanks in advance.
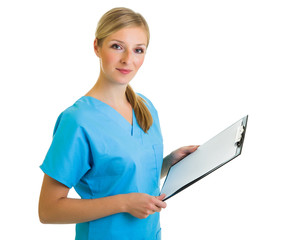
[53,98,92,134]
[61,99,88,122]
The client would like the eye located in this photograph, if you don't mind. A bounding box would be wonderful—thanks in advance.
[135,48,145,54]
[111,44,122,50]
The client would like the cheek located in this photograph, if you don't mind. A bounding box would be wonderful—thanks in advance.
[101,52,118,69]
[134,56,145,69]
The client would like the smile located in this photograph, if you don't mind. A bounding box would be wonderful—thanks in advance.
[116,68,132,74]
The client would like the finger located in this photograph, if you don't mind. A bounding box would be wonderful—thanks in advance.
[155,200,167,209]
[154,195,167,208]
[152,206,162,213]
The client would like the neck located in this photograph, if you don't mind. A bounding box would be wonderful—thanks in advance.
[85,76,129,107]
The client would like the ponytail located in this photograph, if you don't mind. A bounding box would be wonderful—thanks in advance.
[125,85,153,133]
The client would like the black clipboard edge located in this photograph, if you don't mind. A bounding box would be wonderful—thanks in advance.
[162,115,248,201]
[163,154,241,201]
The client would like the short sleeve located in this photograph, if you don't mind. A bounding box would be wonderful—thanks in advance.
[40,111,91,188]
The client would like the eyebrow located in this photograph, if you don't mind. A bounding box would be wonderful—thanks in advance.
[110,39,146,47]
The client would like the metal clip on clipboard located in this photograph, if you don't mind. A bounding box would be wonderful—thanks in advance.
[235,124,245,147]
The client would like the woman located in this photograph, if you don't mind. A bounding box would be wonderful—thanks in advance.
[39,7,198,240]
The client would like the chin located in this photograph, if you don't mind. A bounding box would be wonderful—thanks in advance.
[114,76,134,85]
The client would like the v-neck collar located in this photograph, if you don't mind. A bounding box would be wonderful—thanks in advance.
[80,96,136,136]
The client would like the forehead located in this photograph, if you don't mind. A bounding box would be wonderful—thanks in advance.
[104,26,148,46]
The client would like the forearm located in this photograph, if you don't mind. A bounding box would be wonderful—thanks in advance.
[161,145,199,179]
[161,154,173,179]
[39,194,126,224]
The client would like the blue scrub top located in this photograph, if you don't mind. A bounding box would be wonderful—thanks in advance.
[40,93,163,240]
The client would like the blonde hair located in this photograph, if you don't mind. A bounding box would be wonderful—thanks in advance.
[95,7,153,133]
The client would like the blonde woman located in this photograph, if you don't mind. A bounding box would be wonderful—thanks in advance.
[39,7,198,240]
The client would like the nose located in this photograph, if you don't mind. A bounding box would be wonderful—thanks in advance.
[120,49,132,65]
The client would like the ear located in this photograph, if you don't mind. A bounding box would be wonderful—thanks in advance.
[94,38,101,58]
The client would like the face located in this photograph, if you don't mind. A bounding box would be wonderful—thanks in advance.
[94,26,148,86]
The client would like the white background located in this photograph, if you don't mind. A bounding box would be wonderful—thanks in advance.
[1,0,295,239]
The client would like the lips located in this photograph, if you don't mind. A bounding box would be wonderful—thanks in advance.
[116,68,132,74]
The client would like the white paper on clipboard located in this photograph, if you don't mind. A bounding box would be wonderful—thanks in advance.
[160,115,248,201]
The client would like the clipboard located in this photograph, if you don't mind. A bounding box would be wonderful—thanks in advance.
[160,115,248,201]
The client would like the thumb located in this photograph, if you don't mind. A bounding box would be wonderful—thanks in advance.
[186,145,199,153]
[156,193,166,201]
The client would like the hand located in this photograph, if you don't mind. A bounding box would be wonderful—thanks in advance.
[169,145,199,165]
[123,193,167,219]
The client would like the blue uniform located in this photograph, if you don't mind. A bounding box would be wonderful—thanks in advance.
[40,94,163,240]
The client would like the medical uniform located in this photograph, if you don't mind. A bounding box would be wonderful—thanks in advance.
[40,93,163,240]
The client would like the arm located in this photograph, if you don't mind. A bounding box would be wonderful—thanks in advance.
[161,145,199,179]
[39,174,167,224]
[161,154,173,179]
